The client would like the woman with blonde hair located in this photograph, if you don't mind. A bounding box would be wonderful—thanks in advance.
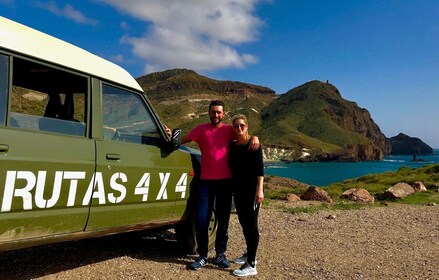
[228,114,264,277]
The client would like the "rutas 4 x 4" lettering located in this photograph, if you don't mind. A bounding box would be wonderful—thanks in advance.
[1,171,188,212]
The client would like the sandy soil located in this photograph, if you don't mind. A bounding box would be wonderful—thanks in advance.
[1,203,439,280]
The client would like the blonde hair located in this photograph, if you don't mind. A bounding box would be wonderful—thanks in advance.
[232,114,250,142]
[232,114,248,126]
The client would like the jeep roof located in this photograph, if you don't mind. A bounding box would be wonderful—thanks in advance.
[0,16,142,92]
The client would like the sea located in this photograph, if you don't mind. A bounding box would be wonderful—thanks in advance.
[264,149,439,186]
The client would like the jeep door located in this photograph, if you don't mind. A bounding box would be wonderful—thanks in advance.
[0,55,94,246]
[88,83,192,231]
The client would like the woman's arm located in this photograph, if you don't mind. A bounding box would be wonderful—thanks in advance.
[255,175,264,205]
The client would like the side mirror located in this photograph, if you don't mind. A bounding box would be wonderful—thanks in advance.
[171,128,182,150]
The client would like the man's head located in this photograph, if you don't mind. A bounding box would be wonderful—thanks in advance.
[208,100,225,126]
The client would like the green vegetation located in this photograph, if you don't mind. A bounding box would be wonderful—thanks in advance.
[327,164,439,199]
[260,80,372,152]
[265,163,439,214]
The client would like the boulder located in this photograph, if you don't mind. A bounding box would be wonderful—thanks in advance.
[384,182,415,199]
[285,193,301,202]
[340,188,375,204]
[413,181,427,192]
[301,186,333,203]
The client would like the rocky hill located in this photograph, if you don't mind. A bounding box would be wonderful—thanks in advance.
[137,68,275,100]
[137,69,276,134]
[135,69,419,161]
[260,81,390,161]
[389,133,434,155]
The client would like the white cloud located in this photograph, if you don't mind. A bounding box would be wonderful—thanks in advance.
[33,1,98,26]
[110,54,124,63]
[97,0,264,73]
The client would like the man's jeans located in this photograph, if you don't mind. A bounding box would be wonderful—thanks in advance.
[195,179,233,258]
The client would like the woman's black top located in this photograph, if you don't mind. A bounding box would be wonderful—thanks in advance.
[228,141,264,190]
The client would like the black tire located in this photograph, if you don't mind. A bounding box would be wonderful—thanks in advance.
[175,207,217,254]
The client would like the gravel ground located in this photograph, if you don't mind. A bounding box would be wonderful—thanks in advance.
[1,203,439,280]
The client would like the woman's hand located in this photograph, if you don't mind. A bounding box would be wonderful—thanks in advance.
[255,188,264,205]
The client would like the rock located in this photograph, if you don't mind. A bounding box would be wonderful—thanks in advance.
[413,181,427,192]
[326,214,336,219]
[285,193,301,202]
[427,202,437,206]
[340,188,375,204]
[384,182,415,199]
[301,186,333,203]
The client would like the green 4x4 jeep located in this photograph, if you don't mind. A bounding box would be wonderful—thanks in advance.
[0,16,215,252]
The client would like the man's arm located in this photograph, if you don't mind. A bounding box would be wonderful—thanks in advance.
[181,134,191,144]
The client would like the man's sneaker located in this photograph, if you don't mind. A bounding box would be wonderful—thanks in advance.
[214,253,230,268]
[188,257,208,270]
[233,262,257,277]
[233,254,257,265]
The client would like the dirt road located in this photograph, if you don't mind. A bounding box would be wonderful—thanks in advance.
[1,203,439,279]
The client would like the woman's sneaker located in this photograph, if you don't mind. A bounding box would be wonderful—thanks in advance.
[233,254,257,265]
[233,262,257,277]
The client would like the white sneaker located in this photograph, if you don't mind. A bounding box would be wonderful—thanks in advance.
[233,254,257,265]
[233,262,257,277]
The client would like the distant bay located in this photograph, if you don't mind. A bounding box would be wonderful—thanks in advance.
[264,149,439,186]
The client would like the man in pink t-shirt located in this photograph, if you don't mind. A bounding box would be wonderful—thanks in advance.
[182,100,258,271]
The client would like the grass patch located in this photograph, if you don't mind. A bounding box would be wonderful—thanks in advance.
[399,191,439,205]
[325,163,439,199]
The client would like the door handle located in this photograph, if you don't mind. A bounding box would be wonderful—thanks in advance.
[106,153,121,160]
[0,144,9,153]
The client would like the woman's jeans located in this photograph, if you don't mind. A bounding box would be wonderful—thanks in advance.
[195,179,233,258]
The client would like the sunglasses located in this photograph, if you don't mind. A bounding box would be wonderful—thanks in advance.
[233,123,247,129]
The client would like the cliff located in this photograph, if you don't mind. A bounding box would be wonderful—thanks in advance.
[389,133,434,155]
[260,81,390,161]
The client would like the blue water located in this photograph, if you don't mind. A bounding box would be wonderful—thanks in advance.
[265,150,439,186]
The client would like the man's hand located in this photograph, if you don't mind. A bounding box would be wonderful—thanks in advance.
[249,135,260,150]
[164,125,172,139]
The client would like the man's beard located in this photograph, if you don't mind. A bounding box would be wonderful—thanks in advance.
[210,116,222,124]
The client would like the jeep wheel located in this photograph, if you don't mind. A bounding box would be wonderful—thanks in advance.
[175,209,218,254]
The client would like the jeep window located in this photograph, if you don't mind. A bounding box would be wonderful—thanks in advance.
[10,57,87,136]
[0,54,8,126]
[102,84,160,145]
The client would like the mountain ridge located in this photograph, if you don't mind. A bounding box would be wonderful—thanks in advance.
[136,69,432,161]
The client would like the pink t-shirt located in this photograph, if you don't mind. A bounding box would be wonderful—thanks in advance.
[187,123,234,180]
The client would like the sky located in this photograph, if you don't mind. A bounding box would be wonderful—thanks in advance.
[1,0,438,147]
